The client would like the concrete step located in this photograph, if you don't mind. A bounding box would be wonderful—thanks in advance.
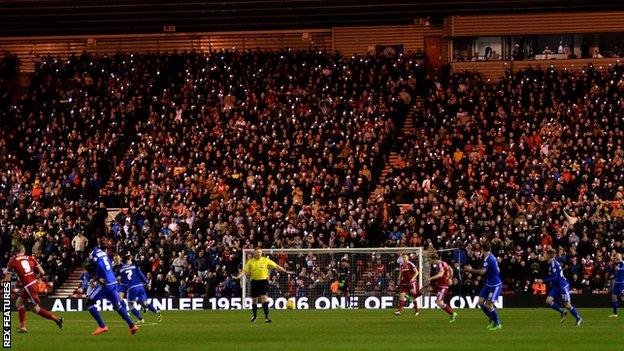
[55,288,77,293]
[51,267,83,298]
[367,108,416,205]
[51,289,78,298]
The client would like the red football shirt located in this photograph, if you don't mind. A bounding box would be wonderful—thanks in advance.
[8,254,40,286]
[433,261,451,288]
[400,261,417,285]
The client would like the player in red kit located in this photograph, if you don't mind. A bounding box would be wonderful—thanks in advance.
[394,254,420,316]
[415,252,458,322]
[6,245,63,333]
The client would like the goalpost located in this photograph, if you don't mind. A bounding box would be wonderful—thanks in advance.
[241,247,432,310]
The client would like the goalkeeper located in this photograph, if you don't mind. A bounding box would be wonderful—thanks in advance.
[334,258,352,308]
[235,248,292,323]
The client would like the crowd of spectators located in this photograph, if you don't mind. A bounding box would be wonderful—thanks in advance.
[379,63,624,296]
[2,48,624,300]
[0,49,421,297]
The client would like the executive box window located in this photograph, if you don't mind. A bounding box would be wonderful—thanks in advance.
[453,33,624,61]
[453,37,505,61]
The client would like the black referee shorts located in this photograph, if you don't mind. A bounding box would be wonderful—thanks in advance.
[250,279,269,298]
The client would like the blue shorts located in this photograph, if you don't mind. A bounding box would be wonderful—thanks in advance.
[612,282,624,296]
[127,286,148,303]
[479,284,502,302]
[89,283,121,305]
[548,285,571,302]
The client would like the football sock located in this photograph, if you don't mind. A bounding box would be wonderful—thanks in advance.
[489,308,500,325]
[146,303,157,314]
[262,302,269,318]
[17,306,26,327]
[411,295,419,312]
[115,304,135,328]
[130,307,143,320]
[442,305,454,315]
[569,307,580,320]
[36,308,57,321]
[88,305,106,328]
[480,305,492,320]
[612,301,618,315]
[252,303,258,318]
[549,302,564,314]
[398,299,405,311]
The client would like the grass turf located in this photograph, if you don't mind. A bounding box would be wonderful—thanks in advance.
[7,308,621,351]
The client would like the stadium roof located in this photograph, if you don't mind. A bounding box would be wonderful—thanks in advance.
[1,0,624,36]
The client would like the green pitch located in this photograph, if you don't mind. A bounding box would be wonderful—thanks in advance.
[7,309,621,351]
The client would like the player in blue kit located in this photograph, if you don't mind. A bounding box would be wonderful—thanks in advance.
[465,242,502,331]
[118,253,162,323]
[608,252,624,317]
[86,246,139,336]
[536,248,582,326]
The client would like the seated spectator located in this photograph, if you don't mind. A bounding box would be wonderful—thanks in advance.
[593,48,603,58]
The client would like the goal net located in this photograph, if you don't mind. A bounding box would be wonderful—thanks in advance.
[241,247,429,310]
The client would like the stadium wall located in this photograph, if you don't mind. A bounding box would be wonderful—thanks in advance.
[332,24,442,56]
[446,11,624,37]
[15,295,612,312]
[452,58,624,80]
[0,29,333,72]
[0,24,441,72]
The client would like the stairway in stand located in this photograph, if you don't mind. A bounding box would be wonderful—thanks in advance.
[370,152,402,199]
[371,107,416,199]
[370,97,424,214]
[50,267,83,298]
